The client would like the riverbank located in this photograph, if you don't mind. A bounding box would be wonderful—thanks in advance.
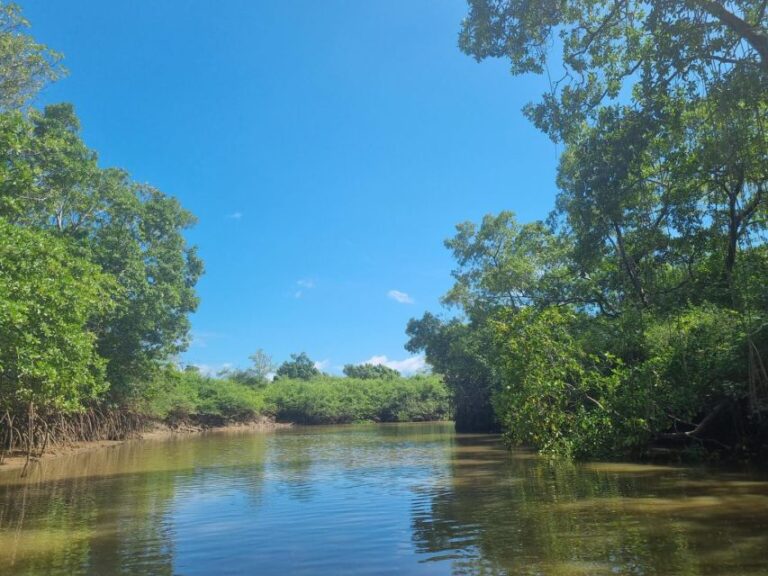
[0,372,452,474]
[0,416,289,473]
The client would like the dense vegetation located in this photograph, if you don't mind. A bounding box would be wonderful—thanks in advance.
[141,368,450,427]
[407,1,768,458]
[263,375,450,424]
[342,363,401,380]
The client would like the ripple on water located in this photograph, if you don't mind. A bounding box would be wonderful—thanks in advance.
[1,422,768,576]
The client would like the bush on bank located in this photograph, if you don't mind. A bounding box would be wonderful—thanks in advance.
[140,369,265,424]
[141,370,451,426]
[262,375,451,424]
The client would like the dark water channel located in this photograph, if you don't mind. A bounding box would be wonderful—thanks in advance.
[1,422,767,575]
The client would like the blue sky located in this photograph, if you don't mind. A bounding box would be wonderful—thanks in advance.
[22,0,559,375]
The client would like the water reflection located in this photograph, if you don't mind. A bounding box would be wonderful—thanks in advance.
[412,433,768,576]
[0,423,767,575]
[0,431,269,576]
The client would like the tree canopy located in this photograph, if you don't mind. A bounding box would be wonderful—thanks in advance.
[460,0,768,140]
[404,1,768,456]
[222,349,276,388]
[342,363,400,380]
[0,220,115,415]
[0,103,203,400]
[275,353,321,381]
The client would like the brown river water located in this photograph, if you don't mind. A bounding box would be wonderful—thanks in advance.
[0,422,767,575]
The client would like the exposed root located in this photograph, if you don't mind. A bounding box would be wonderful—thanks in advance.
[0,406,150,469]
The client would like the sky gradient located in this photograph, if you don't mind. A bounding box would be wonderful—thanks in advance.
[21,0,560,375]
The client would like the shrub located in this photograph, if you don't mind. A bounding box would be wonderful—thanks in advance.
[263,375,451,424]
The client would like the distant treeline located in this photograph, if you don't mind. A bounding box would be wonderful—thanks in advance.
[144,367,450,427]
[406,1,768,459]
[145,352,450,426]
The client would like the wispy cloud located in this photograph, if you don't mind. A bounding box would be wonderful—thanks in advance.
[294,278,316,299]
[227,212,243,220]
[387,289,414,304]
[192,362,233,377]
[362,355,427,375]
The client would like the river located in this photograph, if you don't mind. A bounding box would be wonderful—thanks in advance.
[0,422,766,575]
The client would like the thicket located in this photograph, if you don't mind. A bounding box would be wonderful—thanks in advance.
[139,371,451,427]
[139,369,266,425]
[262,375,451,424]
[408,1,768,458]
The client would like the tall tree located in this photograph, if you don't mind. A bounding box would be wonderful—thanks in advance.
[222,349,276,387]
[443,211,572,315]
[449,0,768,455]
[275,353,320,381]
[0,104,203,399]
[406,312,499,432]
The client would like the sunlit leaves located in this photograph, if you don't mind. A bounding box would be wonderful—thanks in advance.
[0,2,64,111]
[0,220,116,412]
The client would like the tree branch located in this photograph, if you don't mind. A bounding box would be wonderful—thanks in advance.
[691,0,768,68]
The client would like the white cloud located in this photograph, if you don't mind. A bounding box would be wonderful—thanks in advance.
[362,355,427,376]
[227,212,242,220]
[193,362,233,377]
[294,278,316,299]
[387,289,414,304]
[314,359,330,372]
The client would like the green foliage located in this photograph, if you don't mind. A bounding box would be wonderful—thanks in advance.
[0,219,115,413]
[140,368,265,423]
[0,2,64,111]
[275,352,320,381]
[406,312,498,432]
[460,0,768,141]
[491,307,633,457]
[0,103,203,401]
[422,198,768,457]
[488,303,761,458]
[443,211,571,314]
[0,4,202,432]
[425,0,768,459]
[141,370,450,427]
[220,349,275,388]
[342,363,400,380]
[638,305,750,422]
[263,375,451,425]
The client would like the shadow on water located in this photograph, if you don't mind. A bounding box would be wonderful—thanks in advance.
[1,422,767,575]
